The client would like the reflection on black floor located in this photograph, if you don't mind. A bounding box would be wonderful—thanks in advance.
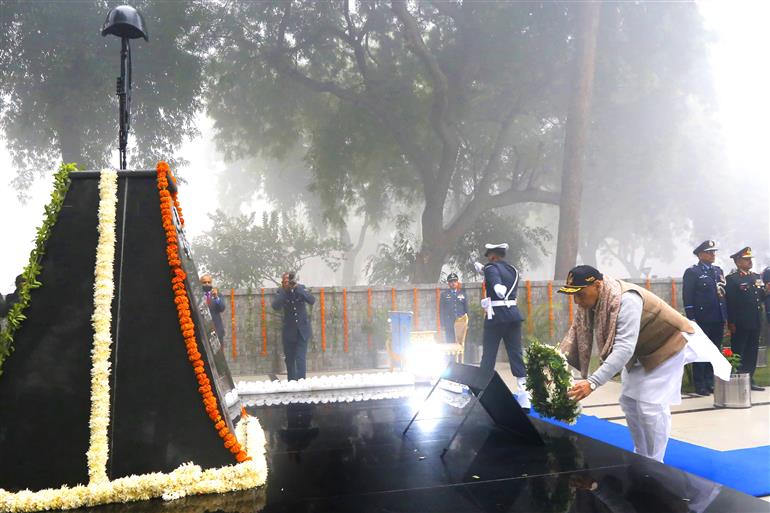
[71,386,768,513]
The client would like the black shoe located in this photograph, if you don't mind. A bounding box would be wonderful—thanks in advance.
[750,384,765,391]
[694,389,710,396]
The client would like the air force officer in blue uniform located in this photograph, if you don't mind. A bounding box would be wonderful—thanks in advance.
[682,240,727,395]
[439,273,468,343]
[475,243,529,409]
[272,271,315,381]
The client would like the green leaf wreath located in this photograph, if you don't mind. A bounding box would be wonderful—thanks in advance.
[525,338,581,424]
[0,163,75,376]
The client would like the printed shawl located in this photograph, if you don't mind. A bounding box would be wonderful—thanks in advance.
[559,276,623,378]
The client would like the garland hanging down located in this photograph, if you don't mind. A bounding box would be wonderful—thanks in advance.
[87,168,118,484]
[525,339,581,424]
[0,166,267,512]
[0,163,76,376]
[157,161,249,463]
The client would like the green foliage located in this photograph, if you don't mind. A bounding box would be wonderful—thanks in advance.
[449,210,552,280]
[192,209,347,288]
[721,347,742,374]
[579,3,718,275]
[197,1,717,280]
[525,303,561,345]
[525,338,580,424]
[360,308,390,351]
[364,215,416,285]
[0,163,75,376]
[0,1,203,191]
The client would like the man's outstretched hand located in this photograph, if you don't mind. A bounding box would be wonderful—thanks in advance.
[568,380,593,401]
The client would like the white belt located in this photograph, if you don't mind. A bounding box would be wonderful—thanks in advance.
[482,298,518,319]
[490,300,517,307]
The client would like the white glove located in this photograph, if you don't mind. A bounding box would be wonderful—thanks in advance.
[493,284,507,298]
[480,297,491,309]
[473,261,484,274]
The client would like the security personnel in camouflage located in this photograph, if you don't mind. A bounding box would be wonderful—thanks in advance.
[682,240,727,395]
[725,247,766,390]
[439,273,468,344]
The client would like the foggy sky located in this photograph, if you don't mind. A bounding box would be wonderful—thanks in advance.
[0,1,768,292]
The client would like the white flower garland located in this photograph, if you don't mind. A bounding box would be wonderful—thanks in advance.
[87,168,118,484]
[241,386,416,407]
[237,371,415,395]
[0,415,267,512]
[0,169,267,512]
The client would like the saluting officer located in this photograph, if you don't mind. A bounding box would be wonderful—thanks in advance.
[439,273,468,344]
[272,271,316,381]
[725,247,766,391]
[682,240,727,395]
[474,243,529,409]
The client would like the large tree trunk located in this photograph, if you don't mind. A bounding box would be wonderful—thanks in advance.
[57,112,85,166]
[414,194,449,283]
[553,2,601,279]
[341,220,369,286]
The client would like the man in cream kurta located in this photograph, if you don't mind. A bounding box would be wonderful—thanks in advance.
[558,265,731,463]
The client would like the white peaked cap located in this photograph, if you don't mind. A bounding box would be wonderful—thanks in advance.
[484,243,509,250]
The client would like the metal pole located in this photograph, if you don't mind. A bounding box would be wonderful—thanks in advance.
[117,37,130,170]
[440,387,485,458]
[402,377,442,436]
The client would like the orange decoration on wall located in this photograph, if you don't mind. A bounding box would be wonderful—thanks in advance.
[547,281,554,339]
[230,288,237,360]
[671,279,678,310]
[568,294,574,325]
[343,288,349,352]
[481,282,486,299]
[645,277,651,290]
[156,161,249,463]
[413,288,419,329]
[260,288,267,356]
[320,288,326,352]
[391,287,397,311]
[367,288,373,350]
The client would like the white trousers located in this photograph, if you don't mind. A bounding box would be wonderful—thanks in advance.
[618,394,671,463]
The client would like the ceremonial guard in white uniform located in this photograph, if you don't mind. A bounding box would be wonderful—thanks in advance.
[474,243,529,410]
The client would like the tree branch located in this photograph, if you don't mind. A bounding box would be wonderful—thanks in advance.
[392,0,458,158]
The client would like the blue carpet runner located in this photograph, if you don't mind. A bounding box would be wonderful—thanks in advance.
[530,411,770,497]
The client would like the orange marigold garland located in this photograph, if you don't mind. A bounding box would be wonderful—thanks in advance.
[156,161,250,463]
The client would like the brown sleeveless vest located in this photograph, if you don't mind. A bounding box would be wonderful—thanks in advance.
[619,281,694,372]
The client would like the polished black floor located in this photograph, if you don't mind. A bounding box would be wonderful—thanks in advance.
[70,384,770,513]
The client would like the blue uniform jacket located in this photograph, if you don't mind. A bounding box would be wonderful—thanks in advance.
[272,285,316,342]
[682,263,727,324]
[440,288,468,328]
[483,261,524,325]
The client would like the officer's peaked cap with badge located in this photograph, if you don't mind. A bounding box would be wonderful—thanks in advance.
[446,273,459,282]
[484,242,508,257]
[557,265,604,294]
[730,247,753,260]
[693,240,718,255]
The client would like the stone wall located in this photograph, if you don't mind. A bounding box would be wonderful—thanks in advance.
[220,278,686,377]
